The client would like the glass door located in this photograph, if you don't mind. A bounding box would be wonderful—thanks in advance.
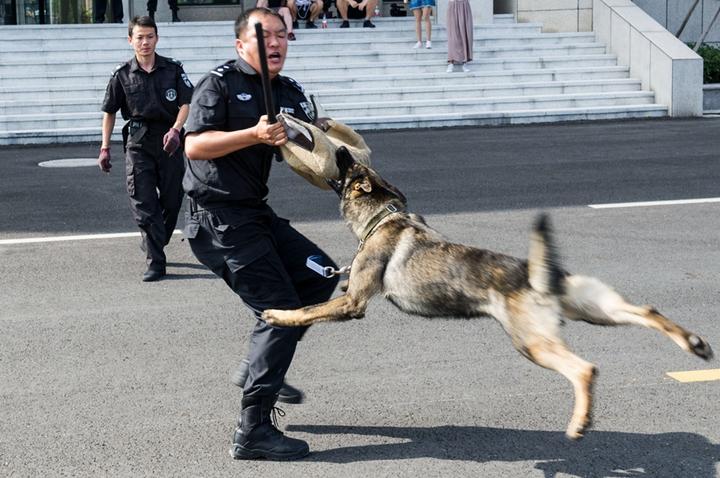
[10,0,92,23]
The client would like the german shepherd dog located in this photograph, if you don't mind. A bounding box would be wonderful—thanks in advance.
[263,147,713,439]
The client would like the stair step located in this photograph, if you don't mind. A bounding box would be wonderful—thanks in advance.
[0,42,607,64]
[0,66,634,108]
[339,104,668,129]
[0,92,658,131]
[0,79,643,115]
[0,105,668,145]
[323,92,658,116]
[0,18,542,40]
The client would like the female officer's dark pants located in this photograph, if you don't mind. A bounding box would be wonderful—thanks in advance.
[125,130,185,268]
[184,205,339,398]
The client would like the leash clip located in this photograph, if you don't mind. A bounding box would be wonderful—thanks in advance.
[306,255,351,278]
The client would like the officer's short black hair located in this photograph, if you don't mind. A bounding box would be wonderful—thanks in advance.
[234,8,286,39]
[128,15,158,37]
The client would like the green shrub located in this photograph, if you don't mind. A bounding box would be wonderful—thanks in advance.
[692,43,720,84]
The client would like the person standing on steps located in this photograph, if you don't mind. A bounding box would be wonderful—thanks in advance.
[93,0,123,23]
[409,0,435,49]
[446,0,473,72]
[147,0,181,22]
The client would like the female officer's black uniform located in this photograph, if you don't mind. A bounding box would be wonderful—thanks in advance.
[102,55,193,279]
[182,58,339,460]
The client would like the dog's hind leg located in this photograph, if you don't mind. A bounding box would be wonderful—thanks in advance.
[526,339,597,440]
[561,275,713,360]
[498,291,597,440]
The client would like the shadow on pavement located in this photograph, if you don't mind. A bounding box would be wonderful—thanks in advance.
[166,261,209,271]
[161,262,216,280]
[288,424,719,477]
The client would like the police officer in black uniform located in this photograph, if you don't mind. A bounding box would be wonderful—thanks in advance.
[183,8,339,461]
[98,15,193,282]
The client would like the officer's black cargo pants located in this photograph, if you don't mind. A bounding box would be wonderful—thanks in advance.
[125,131,184,267]
[184,205,339,398]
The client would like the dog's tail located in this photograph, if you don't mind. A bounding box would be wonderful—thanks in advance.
[527,213,564,296]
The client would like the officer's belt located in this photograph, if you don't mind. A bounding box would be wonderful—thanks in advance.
[188,198,267,215]
[127,119,173,136]
[126,120,148,143]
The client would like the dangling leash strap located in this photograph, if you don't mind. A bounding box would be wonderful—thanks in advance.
[305,204,403,278]
[306,255,351,278]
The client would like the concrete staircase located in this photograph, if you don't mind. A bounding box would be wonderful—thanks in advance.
[0,15,667,145]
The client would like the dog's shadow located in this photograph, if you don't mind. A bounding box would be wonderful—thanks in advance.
[287,424,719,476]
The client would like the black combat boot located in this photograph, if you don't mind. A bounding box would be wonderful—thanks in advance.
[230,396,309,460]
[230,358,305,404]
[171,9,181,22]
[147,10,155,20]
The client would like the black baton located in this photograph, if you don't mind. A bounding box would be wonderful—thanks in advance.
[254,22,276,124]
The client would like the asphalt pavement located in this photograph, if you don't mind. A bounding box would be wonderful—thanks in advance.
[1,117,719,477]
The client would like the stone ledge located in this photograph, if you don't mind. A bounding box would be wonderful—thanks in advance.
[704,83,720,111]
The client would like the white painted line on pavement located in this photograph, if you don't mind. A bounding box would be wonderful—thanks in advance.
[589,197,720,209]
[38,158,97,168]
[0,230,182,246]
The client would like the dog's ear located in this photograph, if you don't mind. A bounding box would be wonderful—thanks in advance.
[354,177,372,193]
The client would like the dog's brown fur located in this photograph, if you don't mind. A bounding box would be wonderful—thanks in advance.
[263,148,713,439]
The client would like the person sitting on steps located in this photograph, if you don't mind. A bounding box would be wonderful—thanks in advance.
[336,0,377,28]
[288,0,324,29]
[257,0,297,40]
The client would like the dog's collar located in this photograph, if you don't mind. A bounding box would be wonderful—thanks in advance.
[358,203,403,247]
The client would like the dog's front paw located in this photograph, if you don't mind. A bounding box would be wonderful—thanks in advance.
[262,309,299,327]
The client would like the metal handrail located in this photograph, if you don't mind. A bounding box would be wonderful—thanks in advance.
[676,0,701,37]
[694,3,720,51]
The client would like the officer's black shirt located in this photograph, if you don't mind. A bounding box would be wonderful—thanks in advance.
[102,54,194,128]
[183,58,315,208]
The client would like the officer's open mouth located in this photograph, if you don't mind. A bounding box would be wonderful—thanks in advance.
[268,52,282,61]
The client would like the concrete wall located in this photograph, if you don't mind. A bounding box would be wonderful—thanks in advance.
[594,0,703,116]
[512,0,593,32]
[634,0,720,46]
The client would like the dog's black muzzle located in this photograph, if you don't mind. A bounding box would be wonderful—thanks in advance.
[327,146,356,197]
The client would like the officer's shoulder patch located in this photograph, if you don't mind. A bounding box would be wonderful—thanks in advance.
[210,61,234,78]
[167,57,183,67]
[282,76,304,93]
[111,63,126,77]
